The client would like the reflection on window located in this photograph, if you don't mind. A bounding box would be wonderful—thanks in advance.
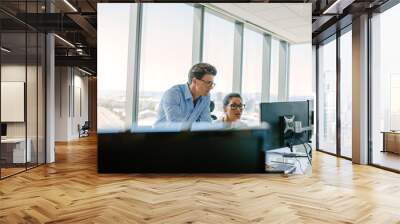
[340,30,352,158]
[203,11,235,119]
[318,38,337,154]
[138,4,194,126]
[241,27,263,122]
[98,4,131,130]
[270,38,280,102]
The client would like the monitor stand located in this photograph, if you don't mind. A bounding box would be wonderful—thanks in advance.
[283,143,312,165]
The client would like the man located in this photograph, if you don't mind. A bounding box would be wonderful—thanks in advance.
[155,63,217,125]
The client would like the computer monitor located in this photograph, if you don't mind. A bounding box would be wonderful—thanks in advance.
[1,123,6,137]
[260,101,313,151]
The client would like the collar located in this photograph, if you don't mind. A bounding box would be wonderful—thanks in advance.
[184,83,194,100]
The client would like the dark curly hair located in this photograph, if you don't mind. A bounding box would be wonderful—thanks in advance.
[223,93,242,108]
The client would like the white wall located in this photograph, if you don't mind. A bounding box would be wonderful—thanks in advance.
[55,67,70,141]
[72,72,89,138]
[55,67,89,141]
[1,64,46,164]
[1,65,34,138]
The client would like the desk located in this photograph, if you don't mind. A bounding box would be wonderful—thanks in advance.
[382,131,400,154]
[1,138,31,163]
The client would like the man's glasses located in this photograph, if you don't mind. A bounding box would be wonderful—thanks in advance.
[197,78,216,87]
[229,104,246,110]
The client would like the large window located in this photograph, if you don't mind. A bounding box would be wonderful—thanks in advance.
[98,4,131,130]
[289,43,313,101]
[289,42,315,150]
[318,37,337,154]
[241,27,263,121]
[98,3,301,129]
[203,11,235,119]
[371,3,400,170]
[270,38,280,102]
[138,4,194,126]
[339,29,352,158]
[390,75,400,129]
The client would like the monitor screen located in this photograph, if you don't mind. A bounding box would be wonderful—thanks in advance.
[260,101,312,150]
[1,123,6,137]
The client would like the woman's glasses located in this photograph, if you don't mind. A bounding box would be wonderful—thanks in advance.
[229,104,246,110]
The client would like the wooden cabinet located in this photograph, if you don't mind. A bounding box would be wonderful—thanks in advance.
[382,132,400,154]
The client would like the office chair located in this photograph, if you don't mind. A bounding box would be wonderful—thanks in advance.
[79,121,90,138]
[210,101,217,120]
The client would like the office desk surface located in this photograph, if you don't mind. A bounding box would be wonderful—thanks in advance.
[1,138,26,143]
[1,137,31,163]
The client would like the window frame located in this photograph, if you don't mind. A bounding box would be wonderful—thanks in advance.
[315,24,353,160]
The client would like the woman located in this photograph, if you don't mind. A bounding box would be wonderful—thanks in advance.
[219,93,247,128]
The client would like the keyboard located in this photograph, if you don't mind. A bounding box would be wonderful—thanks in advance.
[265,163,296,174]
[282,152,308,157]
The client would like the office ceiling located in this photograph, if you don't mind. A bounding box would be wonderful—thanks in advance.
[0,0,394,74]
[311,0,389,43]
[208,3,311,44]
[0,0,98,73]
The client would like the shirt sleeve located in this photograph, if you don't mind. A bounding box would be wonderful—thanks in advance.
[162,89,186,122]
[198,100,212,122]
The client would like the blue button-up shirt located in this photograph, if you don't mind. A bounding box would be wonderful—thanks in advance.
[155,84,212,125]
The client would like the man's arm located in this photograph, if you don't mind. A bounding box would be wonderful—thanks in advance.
[162,89,188,122]
[198,100,212,122]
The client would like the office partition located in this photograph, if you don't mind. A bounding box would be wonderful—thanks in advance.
[0,3,46,179]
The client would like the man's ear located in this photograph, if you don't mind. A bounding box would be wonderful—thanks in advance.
[223,106,227,113]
